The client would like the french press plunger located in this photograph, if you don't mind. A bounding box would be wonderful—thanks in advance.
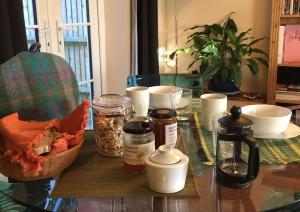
[216,105,260,188]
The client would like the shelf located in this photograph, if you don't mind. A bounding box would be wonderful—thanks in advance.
[278,63,300,67]
[267,0,300,104]
[275,98,300,104]
[280,14,300,18]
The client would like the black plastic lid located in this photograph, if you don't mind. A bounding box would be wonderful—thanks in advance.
[218,105,253,130]
[149,108,177,119]
[123,121,153,134]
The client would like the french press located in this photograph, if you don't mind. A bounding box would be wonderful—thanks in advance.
[216,105,260,188]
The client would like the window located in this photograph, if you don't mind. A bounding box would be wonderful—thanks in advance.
[22,0,104,128]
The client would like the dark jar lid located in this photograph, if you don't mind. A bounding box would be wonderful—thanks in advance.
[123,121,153,134]
[149,108,177,119]
[219,105,253,131]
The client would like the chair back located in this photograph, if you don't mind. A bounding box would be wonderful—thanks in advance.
[127,73,203,97]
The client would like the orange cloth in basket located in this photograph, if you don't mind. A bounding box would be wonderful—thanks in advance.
[0,101,90,175]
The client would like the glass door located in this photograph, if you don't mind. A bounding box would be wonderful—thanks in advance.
[22,0,102,128]
[58,0,93,105]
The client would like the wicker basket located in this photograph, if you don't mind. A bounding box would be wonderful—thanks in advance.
[0,139,84,181]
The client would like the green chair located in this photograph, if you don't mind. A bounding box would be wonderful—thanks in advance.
[127,73,203,97]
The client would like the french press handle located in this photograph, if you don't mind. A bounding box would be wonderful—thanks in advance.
[243,136,260,181]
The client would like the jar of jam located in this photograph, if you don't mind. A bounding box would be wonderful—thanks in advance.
[149,108,177,149]
[123,120,155,172]
[92,94,133,157]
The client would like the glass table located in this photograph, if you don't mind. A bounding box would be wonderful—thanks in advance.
[0,119,300,212]
[1,74,299,211]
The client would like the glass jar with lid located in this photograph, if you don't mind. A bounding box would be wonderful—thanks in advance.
[123,120,155,172]
[92,94,133,157]
[149,108,177,149]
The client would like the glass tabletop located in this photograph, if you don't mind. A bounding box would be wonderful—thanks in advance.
[0,120,300,212]
[1,73,300,211]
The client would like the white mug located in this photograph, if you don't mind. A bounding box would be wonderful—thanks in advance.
[126,86,149,117]
[200,93,227,131]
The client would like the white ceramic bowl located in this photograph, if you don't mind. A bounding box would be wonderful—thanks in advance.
[241,104,292,135]
[144,145,189,193]
[148,86,182,109]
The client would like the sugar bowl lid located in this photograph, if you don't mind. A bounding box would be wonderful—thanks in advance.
[149,145,182,165]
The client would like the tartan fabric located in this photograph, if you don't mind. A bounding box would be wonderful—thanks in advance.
[0,52,79,120]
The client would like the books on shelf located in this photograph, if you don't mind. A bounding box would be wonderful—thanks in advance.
[277,25,285,63]
[278,24,300,63]
[276,83,300,101]
[277,83,300,91]
[276,91,300,101]
[282,0,300,15]
[283,25,300,63]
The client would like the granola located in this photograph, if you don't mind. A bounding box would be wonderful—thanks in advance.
[93,108,132,157]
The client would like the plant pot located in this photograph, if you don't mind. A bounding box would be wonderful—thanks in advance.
[208,77,240,97]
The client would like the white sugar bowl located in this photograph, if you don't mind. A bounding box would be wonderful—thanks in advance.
[144,145,189,193]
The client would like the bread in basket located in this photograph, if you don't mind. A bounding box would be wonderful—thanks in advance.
[0,101,89,181]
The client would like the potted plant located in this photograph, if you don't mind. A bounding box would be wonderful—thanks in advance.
[170,13,268,95]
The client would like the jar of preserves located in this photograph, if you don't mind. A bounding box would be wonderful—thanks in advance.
[92,94,133,157]
[149,108,177,149]
[123,120,155,172]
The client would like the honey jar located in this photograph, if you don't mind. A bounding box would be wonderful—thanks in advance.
[149,108,177,149]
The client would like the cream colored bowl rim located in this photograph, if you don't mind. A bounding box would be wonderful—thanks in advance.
[241,104,292,119]
[148,86,182,94]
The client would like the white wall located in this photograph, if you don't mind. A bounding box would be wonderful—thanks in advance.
[159,0,272,94]
[101,0,131,95]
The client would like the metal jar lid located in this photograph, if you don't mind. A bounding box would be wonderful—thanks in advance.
[123,121,152,134]
[149,108,177,119]
[92,94,132,108]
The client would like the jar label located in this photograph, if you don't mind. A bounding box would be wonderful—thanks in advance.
[123,141,155,166]
[165,122,177,147]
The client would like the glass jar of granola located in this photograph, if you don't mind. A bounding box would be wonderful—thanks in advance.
[92,94,133,157]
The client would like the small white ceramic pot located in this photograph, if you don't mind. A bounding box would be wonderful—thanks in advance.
[144,145,189,193]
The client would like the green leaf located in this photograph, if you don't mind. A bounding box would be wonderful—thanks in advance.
[223,12,235,29]
[248,37,265,46]
[237,29,252,42]
[169,47,194,60]
[187,31,204,39]
[227,31,237,43]
[226,19,238,33]
[187,60,197,70]
[201,43,219,55]
[230,66,242,87]
[184,25,202,31]
[169,51,177,60]
[199,56,220,80]
[210,24,223,36]
[246,58,259,76]
[251,48,269,57]
[254,57,269,68]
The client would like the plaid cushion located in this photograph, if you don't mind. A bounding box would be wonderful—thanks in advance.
[0,52,79,120]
